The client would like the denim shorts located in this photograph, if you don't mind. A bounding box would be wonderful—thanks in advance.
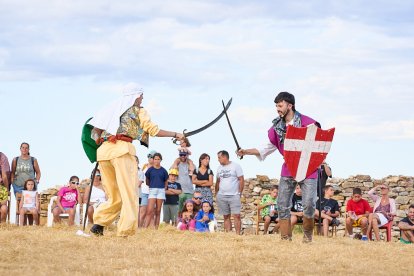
[140,193,149,206]
[148,188,166,200]
[12,183,24,197]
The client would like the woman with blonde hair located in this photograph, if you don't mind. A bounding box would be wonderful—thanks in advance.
[367,184,396,241]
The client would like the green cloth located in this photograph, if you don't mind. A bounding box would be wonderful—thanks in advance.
[81,117,99,163]
[260,194,277,217]
[0,185,7,202]
[400,237,412,244]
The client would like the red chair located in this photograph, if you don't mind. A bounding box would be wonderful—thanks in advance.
[369,219,393,242]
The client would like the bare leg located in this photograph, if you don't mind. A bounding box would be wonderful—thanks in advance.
[346,217,354,236]
[0,205,7,223]
[323,218,329,236]
[233,214,241,235]
[139,205,147,227]
[86,205,94,224]
[367,213,374,240]
[53,207,62,223]
[290,215,298,228]
[360,217,368,236]
[19,208,25,226]
[144,199,156,228]
[372,215,380,241]
[154,199,163,229]
[68,208,76,226]
[263,216,271,234]
[223,214,232,232]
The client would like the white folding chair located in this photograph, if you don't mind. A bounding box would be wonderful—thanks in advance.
[47,196,80,227]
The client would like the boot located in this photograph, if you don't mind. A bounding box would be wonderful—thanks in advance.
[303,217,314,243]
[90,224,104,236]
[279,219,292,241]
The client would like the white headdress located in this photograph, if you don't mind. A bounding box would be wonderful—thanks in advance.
[89,83,144,134]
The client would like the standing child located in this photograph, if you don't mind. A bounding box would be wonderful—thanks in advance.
[52,176,80,226]
[195,200,215,232]
[177,199,196,231]
[172,137,195,175]
[163,168,182,226]
[144,153,169,229]
[19,179,39,226]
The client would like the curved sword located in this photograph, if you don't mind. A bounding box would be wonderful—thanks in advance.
[222,99,243,159]
[172,98,232,144]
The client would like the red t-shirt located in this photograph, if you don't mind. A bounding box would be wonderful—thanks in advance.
[346,198,371,215]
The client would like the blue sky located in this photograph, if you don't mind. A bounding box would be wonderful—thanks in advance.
[1,1,413,192]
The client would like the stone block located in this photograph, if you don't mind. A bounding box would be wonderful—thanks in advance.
[256,175,270,182]
[397,210,407,217]
[253,187,262,193]
[355,175,371,182]
[395,196,409,204]
[398,192,409,196]
[342,181,358,188]
[363,182,373,188]
[385,175,401,183]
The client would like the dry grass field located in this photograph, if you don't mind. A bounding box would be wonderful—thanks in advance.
[1,224,413,275]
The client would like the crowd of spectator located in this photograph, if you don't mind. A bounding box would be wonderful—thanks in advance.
[1,144,414,243]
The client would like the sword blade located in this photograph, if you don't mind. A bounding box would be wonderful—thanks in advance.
[184,98,233,137]
[221,99,243,159]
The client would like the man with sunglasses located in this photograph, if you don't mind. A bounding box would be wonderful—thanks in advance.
[174,151,194,216]
[191,191,203,212]
[88,84,184,237]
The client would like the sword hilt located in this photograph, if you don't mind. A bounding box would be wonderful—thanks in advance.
[171,129,187,145]
[237,147,243,160]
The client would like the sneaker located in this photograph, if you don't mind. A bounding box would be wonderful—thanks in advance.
[90,224,104,236]
[361,236,368,241]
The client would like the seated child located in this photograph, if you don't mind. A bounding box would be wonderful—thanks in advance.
[345,187,371,241]
[195,200,215,232]
[172,137,195,176]
[258,185,279,234]
[19,179,39,226]
[177,199,196,231]
[52,175,79,226]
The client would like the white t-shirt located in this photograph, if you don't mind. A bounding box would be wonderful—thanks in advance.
[216,162,243,196]
[140,166,149,195]
[22,190,37,208]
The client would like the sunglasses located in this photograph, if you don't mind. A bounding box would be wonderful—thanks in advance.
[147,154,153,158]
[194,196,202,200]
[70,181,80,185]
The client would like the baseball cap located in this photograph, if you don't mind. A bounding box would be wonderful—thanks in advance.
[168,168,179,175]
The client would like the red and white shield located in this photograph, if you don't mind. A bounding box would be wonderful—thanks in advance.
[283,124,335,182]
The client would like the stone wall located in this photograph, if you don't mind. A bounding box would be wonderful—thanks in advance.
[234,175,414,240]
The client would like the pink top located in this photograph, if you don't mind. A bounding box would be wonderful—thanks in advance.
[58,187,78,208]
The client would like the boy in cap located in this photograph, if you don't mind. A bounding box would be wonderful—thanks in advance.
[163,168,182,226]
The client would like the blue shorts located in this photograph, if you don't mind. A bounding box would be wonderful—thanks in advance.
[53,206,74,211]
[148,188,166,200]
[140,193,149,206]
[12,183,24,197]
